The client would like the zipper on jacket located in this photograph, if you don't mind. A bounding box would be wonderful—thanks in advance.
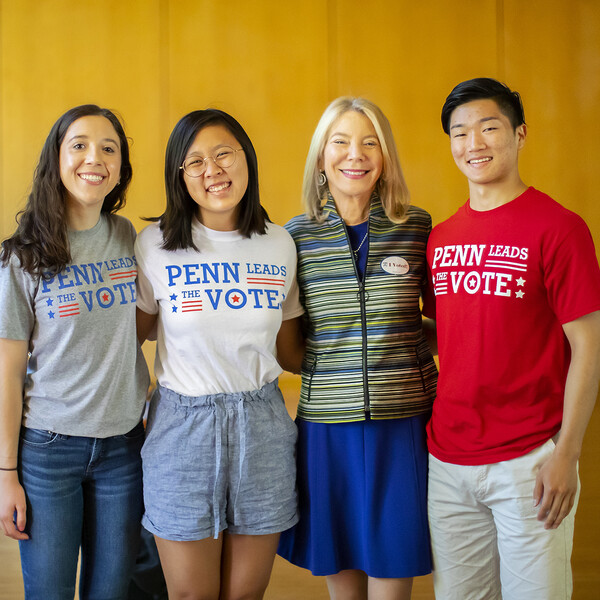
[414,346,427,393]
[357,279,370,412]
[342,221,370,413]
[306,355,318,402]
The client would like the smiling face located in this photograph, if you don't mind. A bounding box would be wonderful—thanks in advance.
[59,115,122,226]
[182,124,248,231]
[321,110,383,214]
[449,98,526,190]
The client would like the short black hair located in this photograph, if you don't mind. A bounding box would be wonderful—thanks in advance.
[441,78,525,134]
[157,109,269,251]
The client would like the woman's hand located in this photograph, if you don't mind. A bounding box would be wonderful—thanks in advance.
[0,338,29,540]
[0,471,28,540]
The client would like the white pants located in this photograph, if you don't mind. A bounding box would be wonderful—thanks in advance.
[428,439,579,600]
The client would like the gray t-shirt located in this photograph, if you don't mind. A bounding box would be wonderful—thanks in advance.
[0,214,149,437]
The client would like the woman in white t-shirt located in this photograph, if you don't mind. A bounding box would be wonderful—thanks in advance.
[135,109,303,599]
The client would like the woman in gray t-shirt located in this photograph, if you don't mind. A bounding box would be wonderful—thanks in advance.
[0,105,149,598]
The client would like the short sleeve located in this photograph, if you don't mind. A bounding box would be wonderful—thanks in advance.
[422,237,437,319]
[278,226,304,322]
[543,217,600,324]
[0,258,36,341]
[282,274,304,321]
[134,229,159,316]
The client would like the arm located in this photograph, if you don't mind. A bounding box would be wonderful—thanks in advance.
[533,310,600,529]
[422,317,438,356]
[136,307,158,345]
[276,317,305,375]
[0,338,29,540]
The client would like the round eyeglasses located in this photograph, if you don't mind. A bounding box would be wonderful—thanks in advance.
[180,146,243,177]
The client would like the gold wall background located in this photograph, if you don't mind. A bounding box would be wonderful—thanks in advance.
[1,0,599,590]
[2,0,600,241]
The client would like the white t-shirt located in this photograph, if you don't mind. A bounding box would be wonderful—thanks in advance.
[135,220,303,396]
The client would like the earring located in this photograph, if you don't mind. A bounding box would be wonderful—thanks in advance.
[318,171,327,186]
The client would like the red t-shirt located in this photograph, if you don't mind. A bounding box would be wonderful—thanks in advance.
[424,187,600,465]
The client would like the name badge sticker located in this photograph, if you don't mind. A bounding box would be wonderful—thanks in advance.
[381,256,409,275]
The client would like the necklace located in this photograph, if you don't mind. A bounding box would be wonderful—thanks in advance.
[353,230,369,256]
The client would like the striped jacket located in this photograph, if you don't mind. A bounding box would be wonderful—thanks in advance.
[286,197,437,423]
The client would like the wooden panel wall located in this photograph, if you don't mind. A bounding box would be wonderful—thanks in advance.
[1,0,599,590]
[0,0,163,232]
[2,0,599,240]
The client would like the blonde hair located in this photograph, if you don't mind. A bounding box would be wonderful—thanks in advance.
[302,97,410,223]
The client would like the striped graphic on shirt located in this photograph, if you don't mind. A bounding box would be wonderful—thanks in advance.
[182,300,203,313]
[58,302,80,317]
[108,268,138,281]
[246,276,285,287]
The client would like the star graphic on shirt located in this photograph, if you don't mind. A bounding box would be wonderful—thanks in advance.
[467,276,478,289]
[516,277,526,286]
[170,293,177,301]
[172,305,178,313]
[515,290,525,299]
[46,298,53,306]
[231,294,241,303]
[48,311,55,319]
[102,293,110,302]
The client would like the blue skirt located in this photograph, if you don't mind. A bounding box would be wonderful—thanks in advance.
[277,413,432,578]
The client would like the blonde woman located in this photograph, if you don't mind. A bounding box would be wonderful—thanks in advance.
[277,97,437,600]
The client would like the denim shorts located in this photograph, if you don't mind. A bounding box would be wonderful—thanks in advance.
[141,379,298,541]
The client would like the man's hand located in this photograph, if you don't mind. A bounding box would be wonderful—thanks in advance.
[533,449,578,530]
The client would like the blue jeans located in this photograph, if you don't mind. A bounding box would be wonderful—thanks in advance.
[18,422,145,600]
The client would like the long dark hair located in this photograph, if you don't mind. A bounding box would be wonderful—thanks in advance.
[1,105,132,277]
[155,109,269,251]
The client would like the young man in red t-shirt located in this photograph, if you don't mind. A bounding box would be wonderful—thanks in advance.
[423,77,600,600]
